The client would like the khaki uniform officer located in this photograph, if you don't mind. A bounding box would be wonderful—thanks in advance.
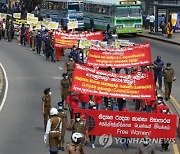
[66,133,84,154]
[60,73,70,106]
[42,88,52,131]
[163,63,176,101]
[30,26,37,51]
[69,112,89,146]
[57,102,68,151]
[64,55,75,84]
[44,108,62,154]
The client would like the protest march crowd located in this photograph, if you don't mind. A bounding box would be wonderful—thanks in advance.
[0,11,179,154]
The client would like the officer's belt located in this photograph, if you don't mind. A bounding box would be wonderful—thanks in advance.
[44,106,50,108]
[67,70,74,71]
[50,131,59,133]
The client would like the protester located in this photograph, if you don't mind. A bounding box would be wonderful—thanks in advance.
[94,95,102,110]
[88,102,97,148]
[79,93,90,109]
[66,92,79,119]
[117,98,126,111]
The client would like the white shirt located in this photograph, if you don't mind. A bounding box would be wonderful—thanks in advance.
[45,117,62,135]
[149,15,155,23]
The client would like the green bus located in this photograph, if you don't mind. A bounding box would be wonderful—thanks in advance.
[84,0,142,36]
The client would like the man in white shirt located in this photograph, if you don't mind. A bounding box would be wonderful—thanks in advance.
[149,13,155,32]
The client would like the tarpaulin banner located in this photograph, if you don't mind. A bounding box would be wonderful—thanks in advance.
[86,43,152,68]
[74,108,177,138]
[71,64,156,100]
[54,31,103,48]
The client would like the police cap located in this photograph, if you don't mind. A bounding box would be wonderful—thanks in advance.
[75,112,81,118]
[62,73,68,77]
[44,88,50,95]
[68,55,73,59]
[166,62,171,67]
[58,101,63,107]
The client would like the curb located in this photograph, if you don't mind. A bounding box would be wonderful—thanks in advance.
[137,33,180,46]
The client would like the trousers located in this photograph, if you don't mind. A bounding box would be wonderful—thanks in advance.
[49,132,60,148]
[164,82,172,99]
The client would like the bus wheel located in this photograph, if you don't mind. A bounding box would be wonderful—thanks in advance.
[132,33,137,37]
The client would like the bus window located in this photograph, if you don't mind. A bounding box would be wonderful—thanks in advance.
[68,3,80,11]
[79,2,84,12]
[129,6,141,17]
[116,7,129,17]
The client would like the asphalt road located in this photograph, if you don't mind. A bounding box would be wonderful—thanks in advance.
[0,37,179,154]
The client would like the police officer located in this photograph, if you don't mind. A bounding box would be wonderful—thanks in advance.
[66,133,85,154]
[163,63,176,101]
[7,19,12,42]
[68,112,89,146]
[65,55,75,83]
[36,30,42,54]
[60,73,70,106]
[44,107,62,154]
[42,88,52,131]
[153,56,164,90]
[30,26,37,51]
[57,102,68,151]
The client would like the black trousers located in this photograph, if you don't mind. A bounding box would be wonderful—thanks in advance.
[20,35,26,45]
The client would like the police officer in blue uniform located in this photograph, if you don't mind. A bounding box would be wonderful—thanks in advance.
[153,56,164,90]
[36,30,42,54]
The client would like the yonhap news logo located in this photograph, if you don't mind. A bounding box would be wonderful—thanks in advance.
[99,134,113,149]
[98,134,176,149]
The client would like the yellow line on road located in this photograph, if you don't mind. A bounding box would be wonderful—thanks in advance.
[170,95,180,110]
[173,144,180,154]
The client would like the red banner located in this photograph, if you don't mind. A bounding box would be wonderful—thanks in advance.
[54,31,103,48]
[87,43,152,68]
[74,108,177,138]
[71,64,156,100]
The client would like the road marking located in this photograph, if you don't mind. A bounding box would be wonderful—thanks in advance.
[0,63,8,112]
[59,67,63,70]
[52,77,62,80]
[173,144,180,154]
[170,95,180,110]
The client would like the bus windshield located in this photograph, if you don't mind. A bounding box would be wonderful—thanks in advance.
[116,7,129,17]
[129,6,141,17]
[68,3,82,12]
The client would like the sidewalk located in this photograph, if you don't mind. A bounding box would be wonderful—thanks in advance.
[138,29,180,46]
